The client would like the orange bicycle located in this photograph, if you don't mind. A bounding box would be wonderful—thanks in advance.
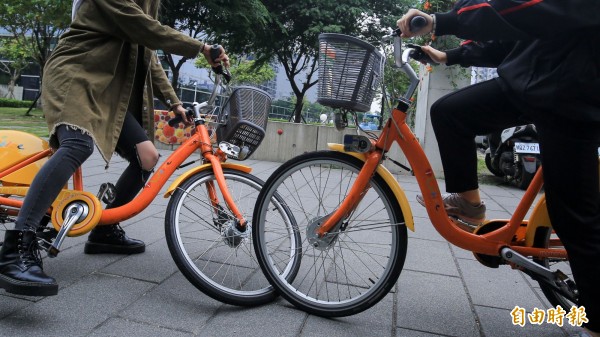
[0,64,300,306]
[251,24,580,316]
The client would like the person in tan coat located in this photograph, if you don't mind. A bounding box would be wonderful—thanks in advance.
[0,0,229,297]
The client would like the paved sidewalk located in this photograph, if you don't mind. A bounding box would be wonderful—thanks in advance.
[0,149,582,337]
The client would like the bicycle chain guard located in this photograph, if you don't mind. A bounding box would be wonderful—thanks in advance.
[51,190,102,237]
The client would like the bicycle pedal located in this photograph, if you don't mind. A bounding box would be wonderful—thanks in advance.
[97,182,116,204]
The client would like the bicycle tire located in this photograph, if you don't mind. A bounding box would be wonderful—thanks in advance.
[253,151,408,317]
[165,169,300,306]
[532,226,578,308]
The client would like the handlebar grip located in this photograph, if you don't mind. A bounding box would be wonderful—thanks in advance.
[409,15,427,32]
[210,44,222,64]
[168,115,183,127]
[209,44,232,83]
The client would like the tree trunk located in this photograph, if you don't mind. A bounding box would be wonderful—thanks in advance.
[166,54,188,92]
[7,78,16,99]
[170,71,180,92]
[25,69,43,117]
[292,98,305,123]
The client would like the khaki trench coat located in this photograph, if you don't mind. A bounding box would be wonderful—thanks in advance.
[42,0,203,164]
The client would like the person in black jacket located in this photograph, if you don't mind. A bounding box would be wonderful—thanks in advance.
[398,1,600,335]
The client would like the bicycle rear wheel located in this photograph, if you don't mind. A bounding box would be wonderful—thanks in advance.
[253,151,408,317]
[165,169,299,306]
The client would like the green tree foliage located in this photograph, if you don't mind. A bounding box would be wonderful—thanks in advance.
[0,0,71,80]
[216,0,412,123]
[194,56,275,87]
[159,0,269,91]
[0,0,71,114]
[0,39,32,99]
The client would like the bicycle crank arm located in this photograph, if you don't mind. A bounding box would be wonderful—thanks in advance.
[48,202,88,258]
[500,247,578,302]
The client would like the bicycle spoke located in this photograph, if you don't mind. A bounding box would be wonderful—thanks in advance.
[254,152,407,316]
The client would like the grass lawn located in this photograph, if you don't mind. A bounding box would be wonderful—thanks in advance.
[0,107,48,138]
[477,151,502,185]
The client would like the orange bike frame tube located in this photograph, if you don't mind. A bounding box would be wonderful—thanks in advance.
[206,180,220,208]
[0,197,26,210]
[196,125,246,227]
[319,106,563,258]
[207,152,246,226]
[72,167,84,190]
[100,131,203,224]
[100,122,246,225]
[371,108,497,255]
[388,107,544,256]
[315,150,384,237]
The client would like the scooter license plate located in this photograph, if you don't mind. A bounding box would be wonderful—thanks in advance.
[514,142,540,154]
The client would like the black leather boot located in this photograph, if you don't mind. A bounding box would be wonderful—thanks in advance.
[84,224,145,254]
[0,229,58,296]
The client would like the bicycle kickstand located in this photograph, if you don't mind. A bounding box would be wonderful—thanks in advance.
[47,202,88,258]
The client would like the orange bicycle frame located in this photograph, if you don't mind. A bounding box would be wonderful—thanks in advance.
[100,122,246,226]
[318,106,566,259]
[0,121,246,229]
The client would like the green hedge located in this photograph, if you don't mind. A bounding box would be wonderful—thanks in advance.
[0,98,34,108]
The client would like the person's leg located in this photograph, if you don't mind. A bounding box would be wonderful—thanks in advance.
[534,116,600,333]
[15,126,94,231]
[1,125,93,296]
[431,79,526,195]
[423,80,527,227]
[84,112,158,254]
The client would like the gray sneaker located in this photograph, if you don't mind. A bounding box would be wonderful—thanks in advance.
[416,193,486,231]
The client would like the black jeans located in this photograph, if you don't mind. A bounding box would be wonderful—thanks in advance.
[431,79,600,331]
[16,112,151,230]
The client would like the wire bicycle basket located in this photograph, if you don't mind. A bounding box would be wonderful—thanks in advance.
[215,86,271,160]
[317,33,384,112]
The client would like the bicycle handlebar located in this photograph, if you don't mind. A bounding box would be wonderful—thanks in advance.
[409,15,427,32]
[168,49,230,127]
[381,15,428,101]
[167,109,194,127]
[210,45,232,83]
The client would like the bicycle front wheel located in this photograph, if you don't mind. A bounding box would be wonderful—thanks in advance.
[165,169,298,306]
[253,151,408,317]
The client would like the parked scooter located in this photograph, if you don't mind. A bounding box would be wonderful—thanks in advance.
[485,124,541,190]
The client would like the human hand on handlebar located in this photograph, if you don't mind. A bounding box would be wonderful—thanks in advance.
[174,104,192,126]
[420,45,447,64]
[397,9,433,38]
[201,44,230,68]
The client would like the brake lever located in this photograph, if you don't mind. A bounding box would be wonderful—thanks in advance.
[405,43,438,65]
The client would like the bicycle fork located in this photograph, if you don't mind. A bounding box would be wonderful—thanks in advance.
[500,247,578,303]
